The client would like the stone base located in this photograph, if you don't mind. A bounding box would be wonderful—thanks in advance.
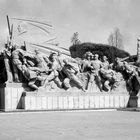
[128,96,138,107]
[22,92,130,110]
[137,96,140,107]
[0,83,135,112]
[0,83,24,111]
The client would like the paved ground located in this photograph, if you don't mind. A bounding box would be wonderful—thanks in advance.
[0,110,140,140]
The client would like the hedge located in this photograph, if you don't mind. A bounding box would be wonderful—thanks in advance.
[69,42,130,63]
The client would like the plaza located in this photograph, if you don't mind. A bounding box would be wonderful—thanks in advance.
[0,110,140,140]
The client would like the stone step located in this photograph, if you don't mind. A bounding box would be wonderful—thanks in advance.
[22,92,130,110]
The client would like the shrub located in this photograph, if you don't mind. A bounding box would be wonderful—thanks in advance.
[69,42,130,63]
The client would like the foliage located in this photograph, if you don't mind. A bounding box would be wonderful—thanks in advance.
[69,42,130,63]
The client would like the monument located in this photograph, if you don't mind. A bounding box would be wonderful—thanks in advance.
[0,16,140,111]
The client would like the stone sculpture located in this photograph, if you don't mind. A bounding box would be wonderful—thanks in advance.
[0,41,140,96]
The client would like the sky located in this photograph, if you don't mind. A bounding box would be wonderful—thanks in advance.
[0,0,140,55]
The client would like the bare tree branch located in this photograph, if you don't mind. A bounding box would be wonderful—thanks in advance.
[108,27,124,50]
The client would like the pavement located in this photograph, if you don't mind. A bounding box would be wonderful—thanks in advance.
[0,110,140,140]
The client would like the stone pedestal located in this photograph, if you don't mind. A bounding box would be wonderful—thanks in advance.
[22,92,130,111]
[0,83,24,111]
[128,96,138,108]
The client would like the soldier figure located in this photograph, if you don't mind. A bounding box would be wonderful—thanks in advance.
[90,54,102,91]
[111,72,124,91]
[78,52,92,90]
[43,52,62,88]
[123,61,136,93]
[3,43,13,83]
[34,49,50,73]
[62,57,86,91]
[113,57,124,71]
[100,67,116,91]
[101,56,110,70]
[11,44,26,82]
[22,64,45,90]
[81,51,92,73]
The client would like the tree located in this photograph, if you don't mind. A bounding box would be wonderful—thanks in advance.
[108,27,124,50]
[71,32,81,45]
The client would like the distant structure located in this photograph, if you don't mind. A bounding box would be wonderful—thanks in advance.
[108,27,124,50]
[136,38,140,66]
[71,32,81,45]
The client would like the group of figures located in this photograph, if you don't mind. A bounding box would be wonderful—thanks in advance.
[80,51,140,94]
[1,42,140,94]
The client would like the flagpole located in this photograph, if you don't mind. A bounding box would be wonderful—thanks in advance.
[6,15,11,39]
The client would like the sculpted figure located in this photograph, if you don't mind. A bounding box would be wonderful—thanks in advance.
[124,62,140,96]
[11,44,26,82]
[80,52,92,90]
[3,43,13,83]
[113,57,124,71]
[43,52,62,88]
[101,56,110,70]
[100,67,114,91]
[34,49,50,73]
[62,57,86,91]
[123,61,136,93]
[81,52,92,73]
[22,64,45,90]
[22,52,48,90]
[89,54,102,92]
[24,49,50,73]
[24,51,62,90]
[111,71,126,91]
[100,66,123,92]
[133,67,140,96]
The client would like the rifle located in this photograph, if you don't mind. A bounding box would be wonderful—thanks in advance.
[23,41,27,51]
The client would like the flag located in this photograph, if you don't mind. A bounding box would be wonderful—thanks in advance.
[9,17,70,56]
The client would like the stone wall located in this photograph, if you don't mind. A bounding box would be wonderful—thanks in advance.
[22,92,130,111]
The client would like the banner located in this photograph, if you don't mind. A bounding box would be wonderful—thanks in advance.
[8,17,70,56]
